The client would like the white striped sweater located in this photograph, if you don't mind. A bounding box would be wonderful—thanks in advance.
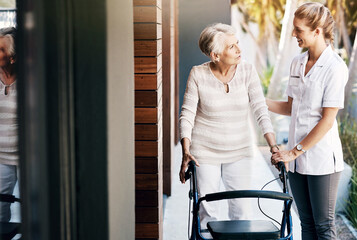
[179,61,274,164]
[0,80,18,165]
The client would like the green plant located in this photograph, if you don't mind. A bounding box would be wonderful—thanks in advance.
[338,116,357,228]
[347,166,357,228]
[260,65,274,95]
[338,116,357,166]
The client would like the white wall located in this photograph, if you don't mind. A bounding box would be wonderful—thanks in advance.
[107,0,135,239]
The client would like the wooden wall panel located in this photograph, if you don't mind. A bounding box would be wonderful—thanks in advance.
[135,157,158,173]
[135,85,162,107]
[135,108,157,123]
[135,125,158,140]
[135,91,157,107]
[135,141,158,157]
[136,190,159,206]
[135,40,162,57]
[134,6,162,23]
[135,98,162,123]
[134,23,162,40]
[134,0,163,238]
[136,207,159,222]
[134,0,162,8]
[135,54,162,73]
[136,224,159,238]
[136,174,159,190]
[135,70,162,90]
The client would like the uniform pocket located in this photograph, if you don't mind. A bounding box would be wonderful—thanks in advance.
[306,79,323,109]
[289,77,300,86]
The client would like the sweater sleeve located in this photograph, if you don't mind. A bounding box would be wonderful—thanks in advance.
[179,67,199,142]
[247,65,274,135]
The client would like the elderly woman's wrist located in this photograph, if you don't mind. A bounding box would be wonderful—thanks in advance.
[269,144,279,153]
[183,150,190,155]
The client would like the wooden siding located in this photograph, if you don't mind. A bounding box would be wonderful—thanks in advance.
[134,1,163,239]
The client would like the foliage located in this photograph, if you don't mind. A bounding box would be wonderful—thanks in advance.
[347,168,357,229]
[236,0,286,40]
[344,1,357,35]
[339,116,357,166]
[339,0,357,36]
[260,65,274,95]
[338,115,357,228]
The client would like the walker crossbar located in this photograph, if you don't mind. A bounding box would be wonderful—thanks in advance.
[0,194,20,203]
[203,190,292,202]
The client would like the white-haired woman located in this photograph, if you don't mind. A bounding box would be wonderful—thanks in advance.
[0,27,17,222]
[179,23,278,232]
[267,3,348,239]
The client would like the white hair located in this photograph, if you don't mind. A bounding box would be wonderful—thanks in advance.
[198,23,237,58]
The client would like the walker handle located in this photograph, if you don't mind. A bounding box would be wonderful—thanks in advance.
[185,161,196,181]
[277,161,285,172]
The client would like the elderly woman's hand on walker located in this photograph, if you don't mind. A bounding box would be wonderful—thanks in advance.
[271,150,297,172]
[179,151,199,184]
[179,137,200,184]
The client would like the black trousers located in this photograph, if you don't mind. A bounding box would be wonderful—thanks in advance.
[288,171,341,240]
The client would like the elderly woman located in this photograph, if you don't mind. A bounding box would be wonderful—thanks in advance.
[179,23,278,232]
[0,27,18,222]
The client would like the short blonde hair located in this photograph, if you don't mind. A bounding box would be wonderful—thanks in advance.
[294,2,334,44]
[198,23,236,57]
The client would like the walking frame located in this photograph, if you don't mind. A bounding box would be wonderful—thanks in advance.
[185,161,293,240]
[0,194,21,240]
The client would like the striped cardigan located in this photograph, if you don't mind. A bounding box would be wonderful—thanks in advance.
[0,81,18,165]
[179,61,274,164]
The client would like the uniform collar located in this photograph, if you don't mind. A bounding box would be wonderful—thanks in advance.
[300,45,333,68]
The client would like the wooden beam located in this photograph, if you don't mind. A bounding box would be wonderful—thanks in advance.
[135,98,162,123]
[135,190,159,207]
[135,70,162,90]
[135,207,159,222]
[135,125,158,140]
[133,0,162,8]
[134,40,162,57]
[136,157,158,173]
[162,0,172,196]
[134,23,162,40]
[135,91,157,107]
[136,174,159,190]
[135,54,162,73]
[135,108,157,123]
[135,141,159,157]
[134,6,162,23]
[135,223,159,238]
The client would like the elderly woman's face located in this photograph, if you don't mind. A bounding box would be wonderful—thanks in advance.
[0,37,13,68]
[218,34,241,65]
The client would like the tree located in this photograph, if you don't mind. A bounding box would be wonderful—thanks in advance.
[267,0,299,99]
[234,0,286,74]
[327,0,352,58]
[341,28,357,119]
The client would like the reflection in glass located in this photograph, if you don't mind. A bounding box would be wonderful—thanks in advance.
[0,7,20,240]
